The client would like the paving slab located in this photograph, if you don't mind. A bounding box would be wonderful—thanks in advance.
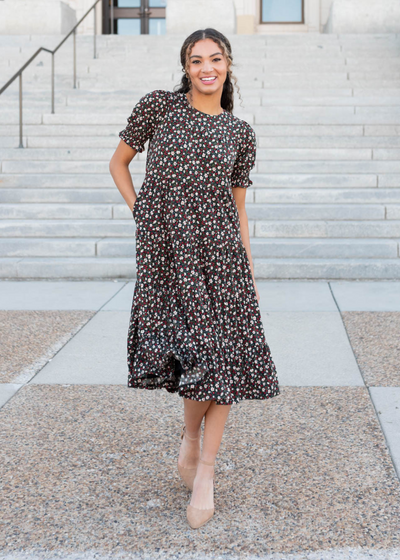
[341,312,400,386]
[255,281,337,312]
[28,309,363,388]
[330,281,400,311]
[0,383,22,409]
[29,311,130,385]
[0,384,398,558]
[0,281,127,310]
[370,387,400,479]
[0,310,95,384]
[261,312,364,386]
[103,281,338,312]
[102,282,135,311]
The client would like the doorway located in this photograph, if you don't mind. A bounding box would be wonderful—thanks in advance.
[102,0,167,35]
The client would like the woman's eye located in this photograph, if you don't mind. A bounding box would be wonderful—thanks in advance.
[192,58,222,64]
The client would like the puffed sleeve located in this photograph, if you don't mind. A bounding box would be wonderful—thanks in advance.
[119,89,171,153]
[230,122,257,189]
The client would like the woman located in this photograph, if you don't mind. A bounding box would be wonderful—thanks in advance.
[109,28,280,530]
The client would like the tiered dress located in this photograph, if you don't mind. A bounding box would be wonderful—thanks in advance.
[119,89,280,405]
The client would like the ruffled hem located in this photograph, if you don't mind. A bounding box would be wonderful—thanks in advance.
[127,331,218,393]
[127,329,280,405]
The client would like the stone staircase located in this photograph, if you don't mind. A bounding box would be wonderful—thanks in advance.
[1,33,400,279]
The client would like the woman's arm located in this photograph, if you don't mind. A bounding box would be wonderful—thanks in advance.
[231,187,260,303]
[109,140,138,213]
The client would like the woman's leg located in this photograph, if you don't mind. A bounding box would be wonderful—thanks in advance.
[190,401,231,509]
[178,397,213,469]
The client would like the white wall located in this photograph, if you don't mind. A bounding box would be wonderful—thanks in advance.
[0,0,76,34]
[63,0,102,35]
[166,0,236,35]
[0,0,102,35]
[324,0,400,33]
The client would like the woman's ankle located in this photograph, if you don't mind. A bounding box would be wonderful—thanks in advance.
[195,460,214,479]
[184,426,201,439]
[199,455,215,466]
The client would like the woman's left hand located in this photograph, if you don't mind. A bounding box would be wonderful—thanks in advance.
[253,278,260,303]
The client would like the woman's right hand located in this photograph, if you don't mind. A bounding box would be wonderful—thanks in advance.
[109,140,139,216]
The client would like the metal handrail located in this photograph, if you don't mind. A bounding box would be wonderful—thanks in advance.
[0,0,102,148]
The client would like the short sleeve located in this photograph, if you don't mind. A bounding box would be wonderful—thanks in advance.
[230,123,257,189]
[119,89,171,153]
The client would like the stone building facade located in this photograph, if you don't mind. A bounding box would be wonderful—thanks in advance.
[1,0,399,36]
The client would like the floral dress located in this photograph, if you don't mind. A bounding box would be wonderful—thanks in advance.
[119,89,280,406]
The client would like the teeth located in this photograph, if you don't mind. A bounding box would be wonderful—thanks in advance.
[201,77,216,81]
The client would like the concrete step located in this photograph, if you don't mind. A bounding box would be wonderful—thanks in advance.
[0,237,397,259]
[0,124,375,138]
[1,219,399,239]
[0,173,129,188]
[1,256,400,280]
[0,238,99,257]
[19,135,400,149]
[34,107,367,125]
[256,160,400,173]
[253,124,400,136]
[255,189,400,204]
[1,160,144,174]
[0,220,136,237]
[0,188,123,203]
[253,258,400,280]
[53,95,400,108]
[3,147,399,161]
[255,220,400,238]
[0,171,383,188]
[0,202,390,221]
[4,159,400,174]
[0,124,122,136]
[0,257,135,279]
[258,137,400,148]
[7,122,397,139]
[2,187,400,205]
[3,96,400,115]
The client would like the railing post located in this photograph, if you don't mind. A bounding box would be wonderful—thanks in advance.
[19,73,23,148]
[110,0,114,34]
[94,4,97,59]
[51,52,55,113]
[73,28,77,88]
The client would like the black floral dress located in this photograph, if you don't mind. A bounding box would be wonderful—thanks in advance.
[119,89,280,405]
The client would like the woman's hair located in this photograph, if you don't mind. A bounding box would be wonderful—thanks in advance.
[173,28,243,113]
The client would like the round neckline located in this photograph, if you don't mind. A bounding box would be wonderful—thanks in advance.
[181,93,226,118]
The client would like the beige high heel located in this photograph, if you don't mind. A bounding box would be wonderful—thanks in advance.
[186,458,215,529]
[177,424,201,491]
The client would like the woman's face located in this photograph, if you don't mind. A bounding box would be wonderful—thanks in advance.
[186,38,228,95]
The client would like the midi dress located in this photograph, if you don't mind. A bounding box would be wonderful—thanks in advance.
[119,89,280,406]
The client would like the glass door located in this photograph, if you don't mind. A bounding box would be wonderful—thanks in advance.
[261,0,303,23]
[102,0,167,35]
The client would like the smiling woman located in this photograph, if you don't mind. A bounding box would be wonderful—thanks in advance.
[109,27,280,531]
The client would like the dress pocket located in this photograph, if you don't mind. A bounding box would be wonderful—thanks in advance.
[132,196,141,220]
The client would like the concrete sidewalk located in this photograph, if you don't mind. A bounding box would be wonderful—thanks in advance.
[0,280,399,560]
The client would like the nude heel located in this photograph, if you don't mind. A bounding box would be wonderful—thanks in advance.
[177,424,201,491]
[186,458,215,529]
